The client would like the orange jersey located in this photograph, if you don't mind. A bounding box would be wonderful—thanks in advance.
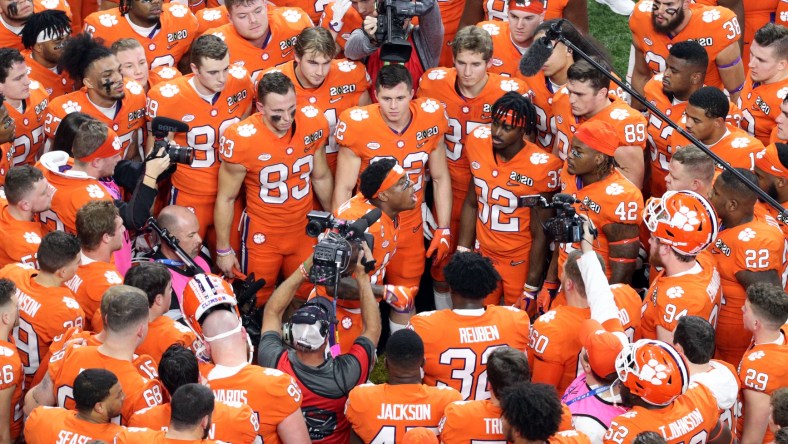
[345,383,463,443]
[558,169,644,281]
[712,220,785,329]
[629,0,741,90]
[0,204,49,269]
[7,79,49,167]
[528,305,590,393]
[336,98,449,233]
[604,382,719,444]
[130,400,259,443]
[203,364,302,444]
[439,399,504,443]
[0,22,24,51]
[779,0,788,27]
[24,50,74,99]
[0,339,23,439]
[736,326,788,443]
[219,109,328,224]
[707,125,764,171]
[645,74,687,197]
[36,155,115,233]
[417,68,528,197]
[204,7,313,84]
[84,4,199,69]
[0,263,84,386]
[409,306,530,401]
[465,128,561,257]
[147,68,254,198]
[482,0,567,21]
[65,258,123,328]
[47,345,164,425]
[552,91,648,162]
[738,74,788,145]
[524,71,565,151]
[114,427,227,443]
[318,2,363,51]
[0,143,12,186]
[262,58,370,170]
[336,194,399,288]
[24,406,124,444]
[478,21,525,79]
[44,83,146,159]
[196,6,229,34]
[135,315,197,364]
[612,283,643,342]
[273,0,323,23]
[640,251,722,339]
[148,65,182,87]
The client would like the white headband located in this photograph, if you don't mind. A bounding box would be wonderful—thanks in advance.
[36,28,69,44]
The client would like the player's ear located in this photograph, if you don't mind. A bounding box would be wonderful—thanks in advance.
[255,100,264,114]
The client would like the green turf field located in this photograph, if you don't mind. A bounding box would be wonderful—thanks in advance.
[587,0,634,76]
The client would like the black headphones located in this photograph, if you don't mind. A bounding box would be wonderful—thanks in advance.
[282,302,331,351]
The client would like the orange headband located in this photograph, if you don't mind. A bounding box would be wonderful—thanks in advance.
[79,128,122,162]
[508,0,545,14]
[493,110,522,128]
[373,164,406,198]
[574,120,619,157]
[756,143,788,180]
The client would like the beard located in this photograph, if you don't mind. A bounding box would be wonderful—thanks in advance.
[652,7,685,35]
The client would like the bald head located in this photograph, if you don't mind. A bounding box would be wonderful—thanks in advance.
[157,205,203,259]
[201,309,242,342]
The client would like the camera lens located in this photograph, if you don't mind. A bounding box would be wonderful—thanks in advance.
[168,146,195,165]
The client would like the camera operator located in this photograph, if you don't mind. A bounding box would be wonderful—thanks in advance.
[343,0,443,99]
[259,246,379,444]
[541,120,644,311]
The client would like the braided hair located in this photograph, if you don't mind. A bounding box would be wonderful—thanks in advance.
[491,91,537,137]
[119,0,131,15]
[20,10,71,50]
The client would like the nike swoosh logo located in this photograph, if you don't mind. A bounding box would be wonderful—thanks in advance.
[440,238,449,247]
[228,105,239,114]
[329,96,343,104]
[771,166,784,173]
[281,49,293,57]
[417,142,428,148]
[510,260,525,266]
[167,43,177,50]
[506,181,521,187]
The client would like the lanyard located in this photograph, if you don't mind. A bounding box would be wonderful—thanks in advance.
[562,384,611,406]
[156,259,185,267]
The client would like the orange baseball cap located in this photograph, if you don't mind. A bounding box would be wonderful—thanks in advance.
[403,427,439,444]
[579,319,624,378]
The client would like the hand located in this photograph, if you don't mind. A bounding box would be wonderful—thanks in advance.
[579,214,596,253]
[426,228,451,263]
[536,281,559,315]
[422,202,438,241]
[384,285,417,313]
[216,252,240,278]
[354,240,373,276]
[518,286,538,312]
[363,15,378,38]
[329,0,352,31]
[144,145,172,179]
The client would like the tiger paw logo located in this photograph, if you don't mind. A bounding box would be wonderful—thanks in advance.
[0,346,13,357]
[23,232,41,244]
[748,350,765,361]
[40,0,59,8]
[500,80,520,92]
[86,184,105,199]
[301,105,319,118]
[62,297,80,309]
[737,227,756,242]
[640,359,669,385]
[473,126,491,139]
[481,23,500,36]
[157,67,179,79]
[337,60,357,72]
[421,99,441,113]
[530,152,549,165]
[168,4,189,17]
[159,84,180,98]
[666,286,684,299]
[228,64,248,79]
[778,87,788,100]
[701,9,721,23]
[538,310,557,323]
[98,14,118,27]
[281,9,303,22]
[104,271,122,285]
[605,183,624,196]
[237,124,257,138]
[349,109,368,121]
[427,69,446,80]
[731,137,750,149]
[125,80,143,95]
[670,206,701,231]
[610,108,630,121]
[203,9,223,20]
[62,100,81,113]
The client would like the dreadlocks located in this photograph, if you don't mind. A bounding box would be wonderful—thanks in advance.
[20,10,71,50]
[118,0,131,15]
[491,91,537,136]
[59,32,112,83]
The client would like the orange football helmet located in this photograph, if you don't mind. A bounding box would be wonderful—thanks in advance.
[180,273,239,342]
[643,190,718,255]
[615,339,689,406]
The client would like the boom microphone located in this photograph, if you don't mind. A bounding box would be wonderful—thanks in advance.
[345,208,383,240]
[519,18,566,77]
[151,116,190,138]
